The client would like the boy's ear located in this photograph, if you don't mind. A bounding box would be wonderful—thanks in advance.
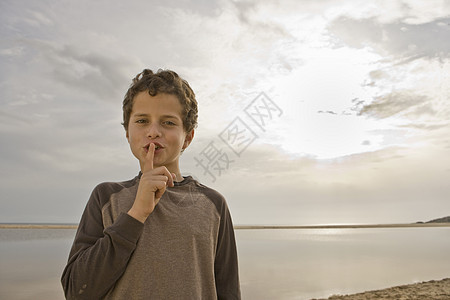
[182,130,195,150]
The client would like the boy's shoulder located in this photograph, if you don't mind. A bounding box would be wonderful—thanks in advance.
[91,175,140,198]
[182,176,229,213]
[97,175,139,188]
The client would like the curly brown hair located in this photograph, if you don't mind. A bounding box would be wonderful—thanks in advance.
[122,69,198,133]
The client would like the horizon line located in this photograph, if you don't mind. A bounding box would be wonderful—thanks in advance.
[1,223,449,230]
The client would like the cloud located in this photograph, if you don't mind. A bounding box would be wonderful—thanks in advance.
[398,123,449,131]
[188,143,450,224]
[165,0,223,17]
[0,109,31,126]
[230,0,292,39]
[1,0,449,224]
[329,16,450,62]
[317,110,338,115]
[357,91,430,119]
[24,9,54,27]
[18,39,138,101]
[0,46,25,57]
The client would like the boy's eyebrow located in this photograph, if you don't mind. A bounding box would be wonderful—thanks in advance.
[132,113,150,117]
[132,113,181,120]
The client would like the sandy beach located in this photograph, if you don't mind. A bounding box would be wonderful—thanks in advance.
[314,278,450,300]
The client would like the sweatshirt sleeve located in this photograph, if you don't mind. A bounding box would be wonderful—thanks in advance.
[61,184,144,299]
[214,201,241,300]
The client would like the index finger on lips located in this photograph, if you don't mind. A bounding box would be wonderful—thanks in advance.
[143,143,155,173]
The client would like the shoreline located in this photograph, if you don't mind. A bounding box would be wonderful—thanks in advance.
[234,223,450,230]
[0,224,78,229]
[1,223,449,229]
[314,278,450,300]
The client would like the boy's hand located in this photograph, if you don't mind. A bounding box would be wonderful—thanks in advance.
[127,143,176,223]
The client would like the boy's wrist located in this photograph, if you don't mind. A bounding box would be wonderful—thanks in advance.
[127,207,150,224]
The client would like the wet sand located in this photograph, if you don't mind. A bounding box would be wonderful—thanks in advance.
[314,278,450,300]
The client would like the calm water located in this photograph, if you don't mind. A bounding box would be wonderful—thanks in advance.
[0,227,449,300]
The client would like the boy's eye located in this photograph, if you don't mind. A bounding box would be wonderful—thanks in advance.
[136,119,148,124]
[163,121,176,126]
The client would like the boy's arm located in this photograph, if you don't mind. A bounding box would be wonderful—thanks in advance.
[61,187,144,299]
[62,144,174,299]
[214,202,241,300]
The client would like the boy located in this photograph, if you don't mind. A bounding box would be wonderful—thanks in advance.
[61,69,241,299]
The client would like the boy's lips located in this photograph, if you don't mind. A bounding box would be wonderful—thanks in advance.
[144,142,164,152]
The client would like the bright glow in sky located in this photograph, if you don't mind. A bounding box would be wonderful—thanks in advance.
[1,0,449,225]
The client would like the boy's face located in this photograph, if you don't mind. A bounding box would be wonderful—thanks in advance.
[126,91,194,173]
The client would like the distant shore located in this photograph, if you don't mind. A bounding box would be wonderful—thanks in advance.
[1,223,449,229]
[234,223,450,229]
[0,224,78,229]
[314,278,450,300]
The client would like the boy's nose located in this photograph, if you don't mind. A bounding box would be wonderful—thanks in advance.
[146,124,161,138]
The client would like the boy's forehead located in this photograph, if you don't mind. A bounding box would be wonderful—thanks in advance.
[132,91,183,116]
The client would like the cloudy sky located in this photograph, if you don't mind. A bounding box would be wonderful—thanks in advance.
[1,0,449,225]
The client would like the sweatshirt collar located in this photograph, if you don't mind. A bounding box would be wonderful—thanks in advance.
[137,172,193,186]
